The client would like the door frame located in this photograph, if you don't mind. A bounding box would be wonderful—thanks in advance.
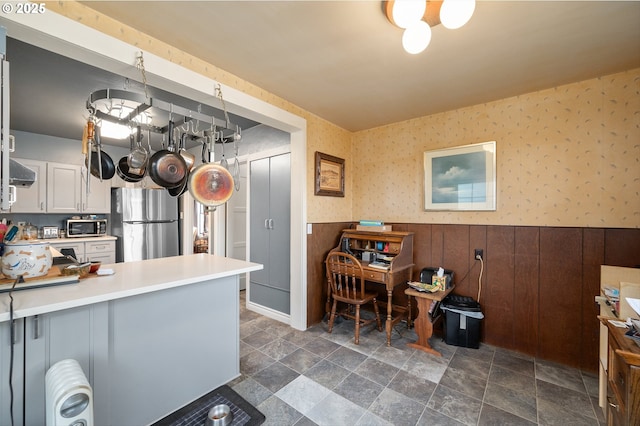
[2,12,308,329]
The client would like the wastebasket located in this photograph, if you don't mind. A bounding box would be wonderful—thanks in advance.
[441,295,483,349]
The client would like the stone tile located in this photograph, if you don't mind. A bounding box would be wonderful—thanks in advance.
[484,381,537,423]
[439,365,488,400]
[417,407,465,425]
[402,350,449,383]
[333,372,384,409]
[306,392,367,426]
[536,379,596,419]
[488,365,536,395]
[304,359,351,390]
[427,385,482,426]
[537,397,599,426]
[251,362,300,393]
[282,329,319,347]
[355,411,393,426]
[354,357,400,387]
[257,395,304,426]
[343,332,385,356]
[280,348,323,374]
[429,338,458,361]
[371,343,414,368]
[239,350,275,376]
[582,371,600,397]
[259,338,300,361]
[230,376,273,407]
[387,369,437,404]
[294,416,319,426]
[536,359,586,393]
[449,352,492,380]
[264,320,296,338]
[492,350,535,377]
[455,343,496,363]
[478,402,536,425]
[275,375,331,415]
[239,308,261,322]
[590,395,606,425]
[303,337,341,358]
[243,330,275,349]
[252,316,283,330]
[369,388,426,426]
[240,321,263,339]
[239,340,255,358]
[326,346,368,371]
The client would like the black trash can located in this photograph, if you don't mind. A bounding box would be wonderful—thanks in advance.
[441,295,483,349]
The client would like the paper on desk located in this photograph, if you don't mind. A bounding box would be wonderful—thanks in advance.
[626,297,640,317]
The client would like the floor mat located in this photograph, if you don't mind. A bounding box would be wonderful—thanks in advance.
[151,384,265,426]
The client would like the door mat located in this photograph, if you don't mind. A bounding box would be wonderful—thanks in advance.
[151,384,265,426]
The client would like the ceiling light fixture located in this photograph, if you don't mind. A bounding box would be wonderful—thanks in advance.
[385,0,476,54]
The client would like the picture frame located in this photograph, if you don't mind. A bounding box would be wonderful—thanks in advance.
[424,141,496,211]
[315,151,345,197]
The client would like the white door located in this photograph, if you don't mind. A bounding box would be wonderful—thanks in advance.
[226,161,248,290]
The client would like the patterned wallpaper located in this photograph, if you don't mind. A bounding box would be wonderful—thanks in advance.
[352,69,640,228]
[45,2,639,227]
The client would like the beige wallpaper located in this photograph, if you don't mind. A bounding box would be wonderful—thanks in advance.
[44,2,639,228]
[352,69,640,228]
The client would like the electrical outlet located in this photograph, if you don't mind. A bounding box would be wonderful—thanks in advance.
[474,249,483,260]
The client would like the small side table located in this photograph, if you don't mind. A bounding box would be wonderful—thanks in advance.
[405,286,455,356]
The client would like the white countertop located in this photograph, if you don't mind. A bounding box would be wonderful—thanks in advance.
[0,254,262,322]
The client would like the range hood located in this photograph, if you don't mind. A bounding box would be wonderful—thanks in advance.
[9,158,36,187]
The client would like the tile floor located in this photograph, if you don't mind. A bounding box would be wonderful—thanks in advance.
[228,292,605,426]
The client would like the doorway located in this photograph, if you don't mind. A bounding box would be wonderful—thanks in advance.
[3,13,308,330]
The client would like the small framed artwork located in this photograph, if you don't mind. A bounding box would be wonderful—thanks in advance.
[424,141,496,211]
[315,151,345,197]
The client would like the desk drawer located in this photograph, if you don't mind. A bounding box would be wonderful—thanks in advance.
[364,270,387,282]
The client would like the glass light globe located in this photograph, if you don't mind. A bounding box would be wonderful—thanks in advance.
[440,0,476,30]
[392,0,427,29]
[402,20,432,54]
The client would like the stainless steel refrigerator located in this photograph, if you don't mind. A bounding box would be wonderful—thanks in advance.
[111,188,180,262]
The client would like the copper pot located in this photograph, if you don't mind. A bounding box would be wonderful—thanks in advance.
[187,163,234,207]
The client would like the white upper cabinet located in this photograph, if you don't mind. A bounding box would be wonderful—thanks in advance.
[11,159,111,214]
[9,158,47,213]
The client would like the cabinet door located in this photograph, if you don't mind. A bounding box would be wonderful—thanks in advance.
[10,158,47,213]
[23,306,96,426]
[249,154,290,314]
[47,163,82,214]
[0,319,25,426]
[82,171,111,213]
[85,240,116,264]
[249,157,270,287]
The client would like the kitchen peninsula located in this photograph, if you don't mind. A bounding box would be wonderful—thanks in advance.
[0,254,262,426]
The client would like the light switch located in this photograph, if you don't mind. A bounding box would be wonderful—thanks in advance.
[307,223,312,234]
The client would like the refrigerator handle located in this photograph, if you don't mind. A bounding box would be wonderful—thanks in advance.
[264,219,269,229]
[269,218,274,230]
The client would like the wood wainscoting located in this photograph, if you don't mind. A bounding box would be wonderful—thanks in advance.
[307,223,640,372]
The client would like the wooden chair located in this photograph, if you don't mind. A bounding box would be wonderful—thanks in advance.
[325,252,382,344]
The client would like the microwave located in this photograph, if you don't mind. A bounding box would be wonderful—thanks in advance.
[66,219,107,238]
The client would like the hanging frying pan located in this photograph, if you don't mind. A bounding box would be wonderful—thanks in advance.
[187,163,234,207]
[147,121,187,189]
[86,126,116,180]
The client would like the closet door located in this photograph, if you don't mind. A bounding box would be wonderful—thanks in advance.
[249,153,291,315]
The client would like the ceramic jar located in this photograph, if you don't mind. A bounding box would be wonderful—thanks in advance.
[1,240,53,279]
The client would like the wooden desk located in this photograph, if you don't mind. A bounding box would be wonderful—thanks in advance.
[330,230,414,346]
[405,286,455,356]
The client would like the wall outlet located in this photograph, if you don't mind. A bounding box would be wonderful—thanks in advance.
[474,249,483,260]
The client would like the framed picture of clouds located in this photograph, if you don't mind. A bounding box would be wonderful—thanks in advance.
[423,141,496,211]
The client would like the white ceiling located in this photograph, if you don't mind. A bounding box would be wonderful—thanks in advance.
[76,1,640,132]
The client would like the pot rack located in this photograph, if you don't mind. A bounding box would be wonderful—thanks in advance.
[86,88,241,143]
